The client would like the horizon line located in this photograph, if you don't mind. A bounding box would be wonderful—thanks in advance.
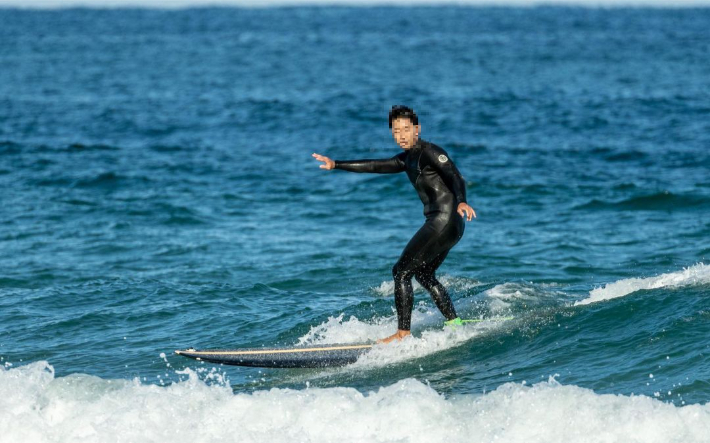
[3,0,710,10]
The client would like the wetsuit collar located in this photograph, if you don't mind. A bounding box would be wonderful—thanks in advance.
[410,138,424,151]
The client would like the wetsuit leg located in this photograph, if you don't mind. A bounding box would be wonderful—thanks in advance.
[414,251,458,321]
[392,225,434,331]
[392,214,464,330]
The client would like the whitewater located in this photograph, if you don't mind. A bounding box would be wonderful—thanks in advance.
[3,361,710,443]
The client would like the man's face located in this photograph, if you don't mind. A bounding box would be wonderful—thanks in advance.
[391,118,420,150]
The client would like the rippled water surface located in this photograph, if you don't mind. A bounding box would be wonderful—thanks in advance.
[1,6,709,442]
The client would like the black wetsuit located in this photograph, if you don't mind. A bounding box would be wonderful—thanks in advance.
[334,139,467,330]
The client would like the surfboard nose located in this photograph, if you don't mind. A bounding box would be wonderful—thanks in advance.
[175,348,196,355]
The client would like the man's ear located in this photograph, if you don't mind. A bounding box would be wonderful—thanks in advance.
[415,124,421,136]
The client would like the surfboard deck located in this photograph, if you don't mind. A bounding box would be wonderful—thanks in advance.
[175,343,374,368]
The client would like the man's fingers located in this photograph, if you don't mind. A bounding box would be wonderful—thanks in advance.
[459,206,476,221]
[313,153,333,168]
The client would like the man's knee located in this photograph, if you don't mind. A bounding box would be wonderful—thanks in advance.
[392,261,414,281]
[392,263,403,280]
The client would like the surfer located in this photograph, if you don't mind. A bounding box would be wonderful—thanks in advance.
[312,105,476,344]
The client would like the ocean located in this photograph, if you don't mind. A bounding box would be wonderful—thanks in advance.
[1,5,709,442]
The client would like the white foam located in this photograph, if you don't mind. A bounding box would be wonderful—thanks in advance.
[297,312,396,345]
[296,307,510,368]
[352,319,505,367]
[575,263,710,306]
[3,0,710,9]
[2,361,710,443]
[482,281,566,313]
[484,281,541,303]
[297,304,458,346]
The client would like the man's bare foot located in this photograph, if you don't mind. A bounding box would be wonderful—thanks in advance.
[377,329,411,344]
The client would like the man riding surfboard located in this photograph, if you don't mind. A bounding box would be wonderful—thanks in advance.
[313,105,476,344]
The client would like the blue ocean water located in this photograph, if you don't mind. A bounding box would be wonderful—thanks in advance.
[1,6,709,442]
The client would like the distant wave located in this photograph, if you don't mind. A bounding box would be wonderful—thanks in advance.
[575,262,710,306]
[3,0,710,9]
[574,192,710,211]
[2,360,709,443]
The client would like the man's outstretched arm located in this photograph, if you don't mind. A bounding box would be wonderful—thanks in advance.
[312,152,406,174]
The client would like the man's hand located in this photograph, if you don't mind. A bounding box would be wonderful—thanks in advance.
[312,153,335,170]
[457,202,476,221]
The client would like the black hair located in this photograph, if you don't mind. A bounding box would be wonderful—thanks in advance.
[388,105,418,128]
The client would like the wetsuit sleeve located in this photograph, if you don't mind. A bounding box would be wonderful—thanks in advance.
[423,145,468,205]
[333,152,406,174]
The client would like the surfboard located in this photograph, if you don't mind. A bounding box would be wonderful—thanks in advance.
[175,343,373,368]
[175,317,513,368]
